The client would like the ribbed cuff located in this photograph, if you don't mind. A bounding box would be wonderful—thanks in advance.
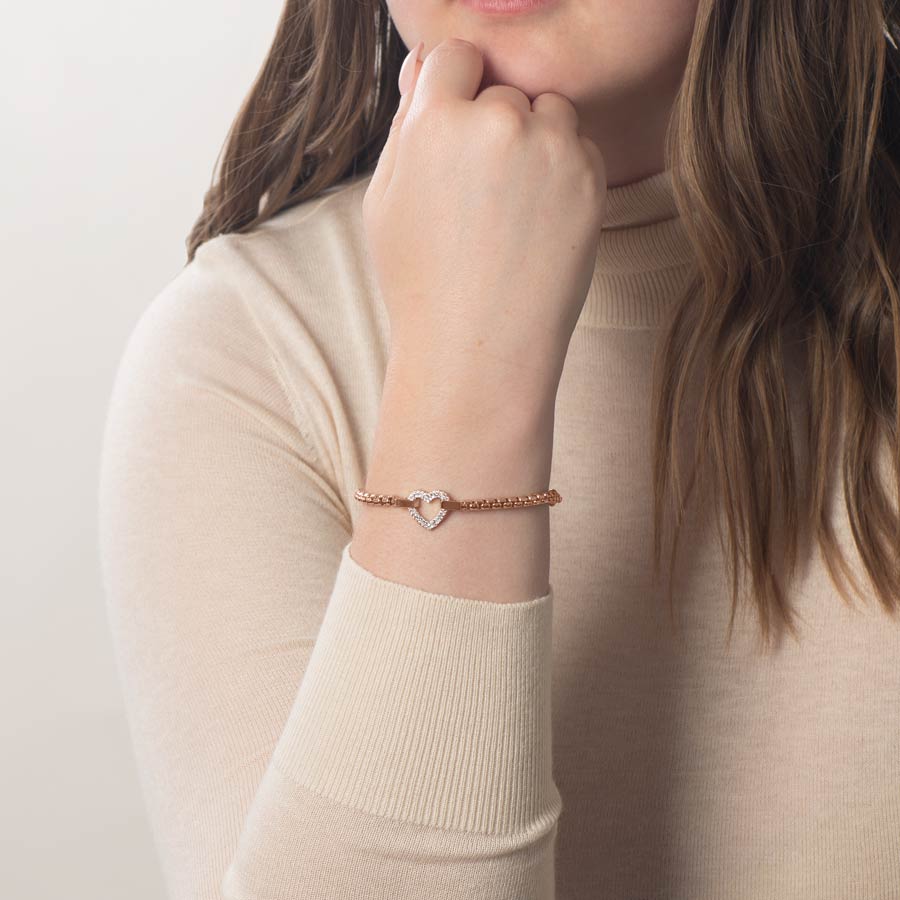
[272,540,562,836]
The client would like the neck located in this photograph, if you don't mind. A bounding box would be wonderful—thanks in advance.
[577,168,696,330]
[573,66,683,189]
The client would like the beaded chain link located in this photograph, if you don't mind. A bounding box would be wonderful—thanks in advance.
[354,487,562,530]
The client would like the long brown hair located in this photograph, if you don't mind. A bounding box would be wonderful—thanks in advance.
[187,0,900,648]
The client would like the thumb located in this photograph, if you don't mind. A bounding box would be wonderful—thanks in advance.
[365,40,425,207]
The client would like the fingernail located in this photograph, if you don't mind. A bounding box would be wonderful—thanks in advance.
[398,40,424,96]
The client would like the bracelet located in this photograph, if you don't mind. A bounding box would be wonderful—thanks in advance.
[354,487,562,530]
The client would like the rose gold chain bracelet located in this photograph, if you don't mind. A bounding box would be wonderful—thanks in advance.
[353,487,562,530]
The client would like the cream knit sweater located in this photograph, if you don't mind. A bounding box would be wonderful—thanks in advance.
[98,168,900,899]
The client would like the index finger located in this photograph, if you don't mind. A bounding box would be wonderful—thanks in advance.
[411,38,485,109]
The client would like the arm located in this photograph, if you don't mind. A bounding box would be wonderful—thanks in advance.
[351,335,557,605]
[98,245,562,900]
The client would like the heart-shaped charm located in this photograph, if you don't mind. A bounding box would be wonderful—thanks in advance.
[407,489,450,530]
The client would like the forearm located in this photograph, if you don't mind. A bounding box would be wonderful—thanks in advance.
[352,346,558,604]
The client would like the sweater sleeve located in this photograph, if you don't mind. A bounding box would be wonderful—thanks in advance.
[98,240,563,900]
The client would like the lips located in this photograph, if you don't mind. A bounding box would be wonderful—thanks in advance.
[459,0,561,16]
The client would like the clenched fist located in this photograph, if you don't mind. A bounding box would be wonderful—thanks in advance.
[363,37,608,412]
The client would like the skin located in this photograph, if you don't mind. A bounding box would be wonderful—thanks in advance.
[386,0,700,186]
[351,5,699,602]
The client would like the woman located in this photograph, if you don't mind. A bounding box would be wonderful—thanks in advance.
[98,0,900,897]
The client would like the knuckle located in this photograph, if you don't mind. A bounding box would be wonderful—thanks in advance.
[412,98,453,135]
[481,102,527,142]
[578,136,606,186]
[576,164,603,199]
[580,166,600,199]
[578,133,598,159]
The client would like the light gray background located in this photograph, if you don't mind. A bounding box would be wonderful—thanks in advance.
[1,2,283,896]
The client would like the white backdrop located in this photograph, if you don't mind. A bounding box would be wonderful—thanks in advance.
[0,2,284,896]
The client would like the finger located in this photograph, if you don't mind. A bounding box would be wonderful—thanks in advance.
[412,37,484,108]
[579,134,608,190]
[365,40,425,207]
[474,83,532,117]
[530,92,580,135]
[398,38,425,100]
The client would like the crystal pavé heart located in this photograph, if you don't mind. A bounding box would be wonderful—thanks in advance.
[407,489,450,530]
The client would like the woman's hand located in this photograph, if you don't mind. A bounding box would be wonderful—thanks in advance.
[351,37,607,603]
[363,37,608,419]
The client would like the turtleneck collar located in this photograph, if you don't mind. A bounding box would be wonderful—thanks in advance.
[580,167,696,329]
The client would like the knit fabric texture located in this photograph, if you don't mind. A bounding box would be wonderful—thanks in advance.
[98,168,900,899]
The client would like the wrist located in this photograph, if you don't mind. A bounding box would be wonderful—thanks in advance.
[383,343,560,441]
[368,358,556,499]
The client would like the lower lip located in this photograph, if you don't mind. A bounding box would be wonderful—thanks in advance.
[459,0,559,15]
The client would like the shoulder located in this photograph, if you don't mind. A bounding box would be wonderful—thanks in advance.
[238,169,374,257]
[115,167,379,386]
[179,169,385,376]
[102,170,382,490]
[202,170,381,342]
